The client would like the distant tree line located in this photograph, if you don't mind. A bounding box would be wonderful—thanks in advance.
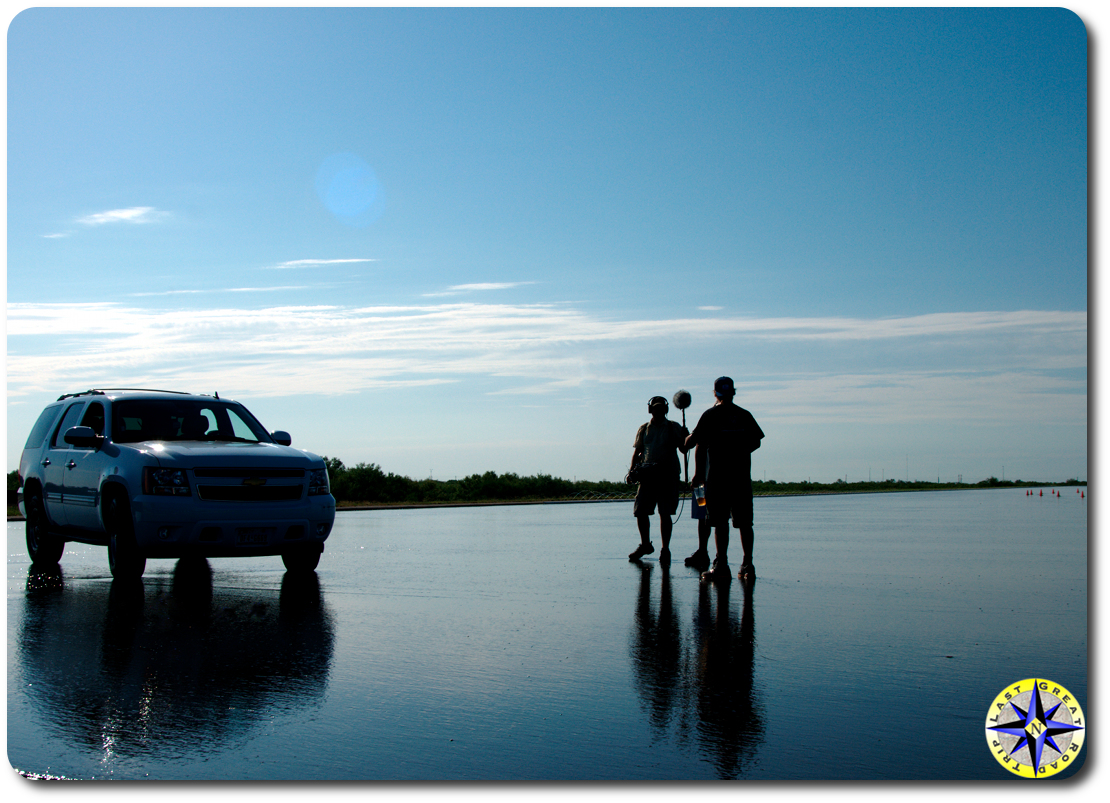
[322,458,633,505]
[322,461,1086,506]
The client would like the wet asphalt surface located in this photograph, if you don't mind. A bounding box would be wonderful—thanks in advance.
[7,491,1088,780]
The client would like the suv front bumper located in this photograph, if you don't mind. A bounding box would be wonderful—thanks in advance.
[131,494,336,558]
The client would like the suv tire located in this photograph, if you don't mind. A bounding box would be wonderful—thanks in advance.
[105,493,146,580]
[282,543,322,573]
[25,489,64,565]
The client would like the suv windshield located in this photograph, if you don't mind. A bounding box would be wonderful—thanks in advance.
[112,399,271,444]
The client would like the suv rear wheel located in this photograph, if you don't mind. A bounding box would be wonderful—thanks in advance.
[105,493,146,580]
[25,489,64,565]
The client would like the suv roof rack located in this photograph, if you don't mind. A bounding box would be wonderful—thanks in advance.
[56,388,192,401]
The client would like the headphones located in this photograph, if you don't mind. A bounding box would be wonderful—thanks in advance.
[647,396,669,412]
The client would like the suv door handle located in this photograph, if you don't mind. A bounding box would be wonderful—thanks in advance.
[66,460,77,469]
[40,458,51,467]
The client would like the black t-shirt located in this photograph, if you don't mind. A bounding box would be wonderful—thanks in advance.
[689,402,764,482]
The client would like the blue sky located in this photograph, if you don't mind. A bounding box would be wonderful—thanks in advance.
[4,6,1089,484]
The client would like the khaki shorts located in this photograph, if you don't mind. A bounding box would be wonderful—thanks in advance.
[634,476,679,517]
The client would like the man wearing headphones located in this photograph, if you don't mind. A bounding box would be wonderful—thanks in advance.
[684,377,764,582]
[628,396,690,562]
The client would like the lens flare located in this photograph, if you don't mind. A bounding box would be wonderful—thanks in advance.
[315,153,385,226]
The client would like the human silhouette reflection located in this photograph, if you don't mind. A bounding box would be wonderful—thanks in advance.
[690,578,764,778]
[627,568,764,778]
[17,560,334,761]
[628,562,684,731]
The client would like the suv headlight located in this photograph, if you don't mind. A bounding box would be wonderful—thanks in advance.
[307,468,330,496]
[143,467,192,496]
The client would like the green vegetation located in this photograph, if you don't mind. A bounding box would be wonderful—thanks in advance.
[323,459,633,506]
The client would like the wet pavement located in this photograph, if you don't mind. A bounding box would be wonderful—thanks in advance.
[7,490,1087,779]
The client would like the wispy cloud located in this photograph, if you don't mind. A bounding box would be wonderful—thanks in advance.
[77,206,170,225]
[129,286,316,297]
[6,303,1086,434]
[41,232,71,239]
[265,258,377,269]
[423,282,535,297]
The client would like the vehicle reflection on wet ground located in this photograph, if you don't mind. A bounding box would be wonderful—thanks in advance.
[7,489,1087,779]
[14,557,333,776]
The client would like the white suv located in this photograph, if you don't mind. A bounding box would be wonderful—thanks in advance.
[18,389,336,579]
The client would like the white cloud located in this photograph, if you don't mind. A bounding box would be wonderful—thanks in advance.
[129,286,316,297]
[41,232,71,239]
[5,302,1086,480]
[77,206,170,225]
[423,282,535,297]
[453,283,532,291]
[745,370,1087,425]
[6,303,1085,419]
[734,311,1087,341]
[265,258,377,269]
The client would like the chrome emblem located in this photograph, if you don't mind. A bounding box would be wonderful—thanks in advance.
[242,477,267,487]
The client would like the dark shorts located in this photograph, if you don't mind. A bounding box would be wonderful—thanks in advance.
[634,477,679,517]
[705,480,754,532]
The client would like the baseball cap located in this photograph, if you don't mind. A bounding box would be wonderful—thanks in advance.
[713,377,735,398]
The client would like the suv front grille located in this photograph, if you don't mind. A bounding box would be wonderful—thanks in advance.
[194,467,306,478]
[197,485,304,502]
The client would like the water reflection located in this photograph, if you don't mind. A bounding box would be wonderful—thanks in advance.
[25,562,66,595]
[629,563,683,731]
[629,566,764,779]
[18,561,335,763]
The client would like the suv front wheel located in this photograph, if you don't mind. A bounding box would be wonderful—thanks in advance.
[282,543,323,573]
[105,493,146,580]
[25,489,64,565]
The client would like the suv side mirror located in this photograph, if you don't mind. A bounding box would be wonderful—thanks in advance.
[64,426,104,449]
[271,431,292,446]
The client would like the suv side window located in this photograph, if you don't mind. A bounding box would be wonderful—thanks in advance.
[79,402,106,436]
[24,404,63,450]
[50,403,87,449]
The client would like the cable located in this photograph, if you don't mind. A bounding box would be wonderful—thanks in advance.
[672,493,687,526]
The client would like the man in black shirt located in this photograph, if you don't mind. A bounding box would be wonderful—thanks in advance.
[684,377,764,582]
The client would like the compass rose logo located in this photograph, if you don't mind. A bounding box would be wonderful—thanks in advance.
[985,678,1085,778]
